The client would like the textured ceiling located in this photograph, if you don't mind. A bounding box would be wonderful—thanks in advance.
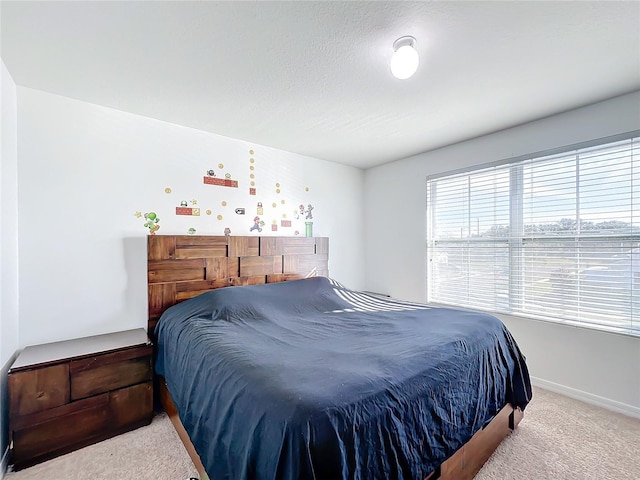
[2,1,639,169]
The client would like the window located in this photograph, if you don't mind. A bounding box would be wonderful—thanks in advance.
[426,134,639,336]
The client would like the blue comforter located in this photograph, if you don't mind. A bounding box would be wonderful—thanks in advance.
[155,277,531,480]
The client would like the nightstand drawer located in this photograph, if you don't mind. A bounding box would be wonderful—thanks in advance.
[12,394,110,463]
[8,364,70,416]
[70,345,152,399]
[110,381,153,427]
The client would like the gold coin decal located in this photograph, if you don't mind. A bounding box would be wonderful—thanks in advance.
[221,201,227,206]
[164,187,172,194]
[250,181,255,186]
[250,174,255,179]
[276,183,280,188]
[206,210,212,215]
[281,200,285,205]
[276,189,281,194]
[250,158,255,163]
[218,163,224,169]
[272,203,277,208]
[217,215,223,220]
[249,166,255,171]
[305,187,310,192]
[249,149,254,155]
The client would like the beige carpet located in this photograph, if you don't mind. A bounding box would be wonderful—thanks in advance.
[5,387,640,480]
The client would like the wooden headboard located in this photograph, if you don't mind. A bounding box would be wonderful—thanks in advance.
[147,235,329,336]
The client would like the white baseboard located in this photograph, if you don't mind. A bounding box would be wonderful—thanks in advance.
[531,376,640,419]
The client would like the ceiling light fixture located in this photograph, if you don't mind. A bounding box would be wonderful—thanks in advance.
[390,36,419,80]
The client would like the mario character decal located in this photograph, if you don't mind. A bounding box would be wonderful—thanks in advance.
[250,216,265,233]
[298,203,314,219]
[143,212,160,235]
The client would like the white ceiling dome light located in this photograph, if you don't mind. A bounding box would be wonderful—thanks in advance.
[390,36,419,80]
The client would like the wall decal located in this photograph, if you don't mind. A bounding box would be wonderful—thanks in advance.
[250,216,264,233]
[304,204,314,219]
[224,227,231,236]
[303,204,314,236]
[249,151,257,198]
[132,143,322,238]
[176,206,200,216]
[204,174,238,188]
[143,212,160,234]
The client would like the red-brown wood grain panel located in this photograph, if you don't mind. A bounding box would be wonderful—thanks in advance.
[240,256,283,277]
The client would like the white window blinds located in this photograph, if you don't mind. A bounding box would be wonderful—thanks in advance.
[426,135,639,336]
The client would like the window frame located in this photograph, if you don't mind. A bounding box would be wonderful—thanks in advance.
[426,130,640,337]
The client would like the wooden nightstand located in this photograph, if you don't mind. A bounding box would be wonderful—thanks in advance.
[8,328,153,470]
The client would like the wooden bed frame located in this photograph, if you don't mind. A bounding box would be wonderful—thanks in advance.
[147,234,523,480]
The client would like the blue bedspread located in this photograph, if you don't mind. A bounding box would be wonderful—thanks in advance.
[155,277,531,480]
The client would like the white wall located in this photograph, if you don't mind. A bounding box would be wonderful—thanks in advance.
[16,87,365,348]
[364,91,640,416]
[1,59,20,478]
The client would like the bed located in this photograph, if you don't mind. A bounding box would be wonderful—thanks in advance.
[147,235,531,480]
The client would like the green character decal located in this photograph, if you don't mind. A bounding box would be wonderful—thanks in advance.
[143,212,160,235]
